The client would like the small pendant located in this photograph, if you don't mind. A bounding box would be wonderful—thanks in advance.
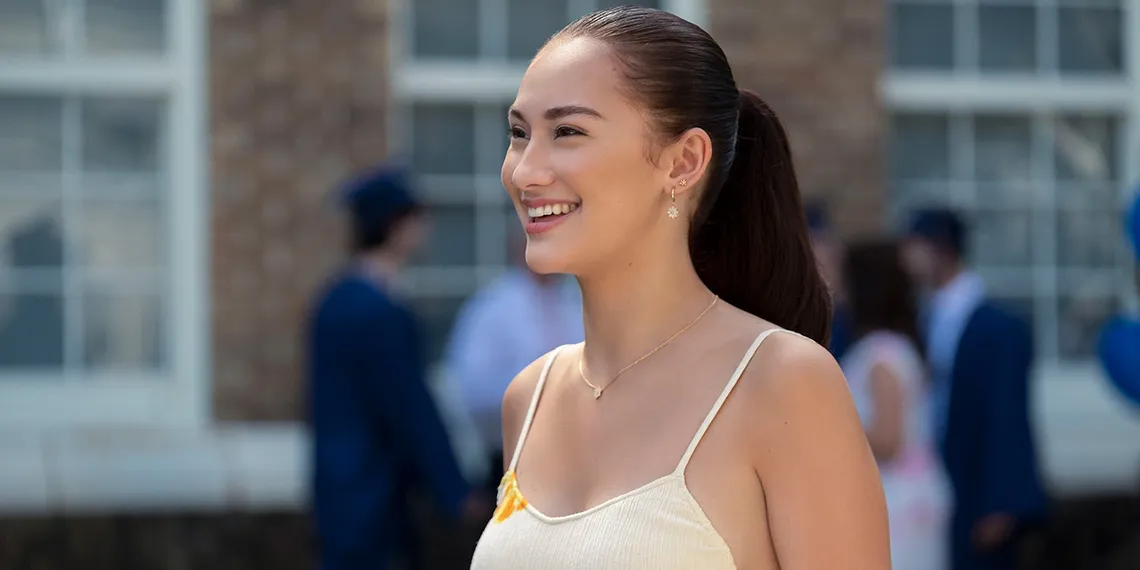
[667,205,679,219]
[593,388,602,399]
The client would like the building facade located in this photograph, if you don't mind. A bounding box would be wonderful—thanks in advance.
[0,0,1138,567]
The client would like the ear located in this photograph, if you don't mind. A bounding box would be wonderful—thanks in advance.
[664,127,713,197]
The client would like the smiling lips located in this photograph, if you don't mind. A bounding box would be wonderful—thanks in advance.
[523,201,579,235]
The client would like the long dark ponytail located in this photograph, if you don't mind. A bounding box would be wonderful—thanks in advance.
[558,7,833,345]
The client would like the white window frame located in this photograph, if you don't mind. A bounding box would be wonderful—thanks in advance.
[885,0,1140,492]
[0,0,209,430]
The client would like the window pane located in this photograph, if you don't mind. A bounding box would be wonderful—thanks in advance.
[85,0,166,56]
[888,183,956,226]
[477,104,511,176]
[1058,7,1123,74]
[974,116,1032,183]
[508,0,568,59]
[82,290,163,370]
[413,0,479,58]
[889,4,954,70]
[1053,115,1117,183]
[890,114,950,181]
[1057,208,1120,268]
[0,198,64,270]
[78,198,165,272]
[0,0,62,56]
[82,98,163,173]
[412,104,475,176]
[412,203,478,267]
[0,96,63,172]
[412,296,467,364]
[1059,293,1117,359]
[0,292,64,369]
[970,209,1032,267]
[978,5,1036,71]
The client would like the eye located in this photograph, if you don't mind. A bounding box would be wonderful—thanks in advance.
[554,125,584,138]
[508,125,528,140]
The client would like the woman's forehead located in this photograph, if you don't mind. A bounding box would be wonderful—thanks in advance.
[514,38,627,115]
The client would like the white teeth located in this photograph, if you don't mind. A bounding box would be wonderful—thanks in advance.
[527,203,578,219]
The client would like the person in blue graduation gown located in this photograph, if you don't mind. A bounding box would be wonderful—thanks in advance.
[901,208,1047,570]
[306,164,483,570]
[1098,189,1140,410]
[805,200,852,358]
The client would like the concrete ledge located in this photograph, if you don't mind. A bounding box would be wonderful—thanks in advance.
[0,425,308,515]
[1,369,1139,514]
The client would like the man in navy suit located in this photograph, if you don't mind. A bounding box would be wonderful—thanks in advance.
[306,164,484,570]
[901,208,1047,570]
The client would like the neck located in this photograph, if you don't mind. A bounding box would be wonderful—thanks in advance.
[358,249,403,283]
[576,237,713,379]
[934,262,965,291]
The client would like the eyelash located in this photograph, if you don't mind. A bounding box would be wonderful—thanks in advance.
[507,125,584,140]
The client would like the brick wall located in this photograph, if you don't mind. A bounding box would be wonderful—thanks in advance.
[708,0,886,238]
[209,0,392,420]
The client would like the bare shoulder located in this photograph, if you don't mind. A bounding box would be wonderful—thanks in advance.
[733,329,890,567]
[747,329,850,403]
[500,345,573,469]
[738,330,861,449]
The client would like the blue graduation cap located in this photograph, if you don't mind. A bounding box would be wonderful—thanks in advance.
[337,161,421,239]
[906,207,966,257]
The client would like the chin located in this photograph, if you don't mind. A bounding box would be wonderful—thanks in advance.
[524,238,578,276]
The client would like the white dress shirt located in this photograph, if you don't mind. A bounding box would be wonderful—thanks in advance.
[442,269,584,452]
[925,270,987,441]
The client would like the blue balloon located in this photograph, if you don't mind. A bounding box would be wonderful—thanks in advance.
[1098,316,1140,409]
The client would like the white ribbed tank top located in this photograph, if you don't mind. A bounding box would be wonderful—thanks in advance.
[470,328,789,570]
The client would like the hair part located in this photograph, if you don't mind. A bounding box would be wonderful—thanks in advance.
[554,6,833,345]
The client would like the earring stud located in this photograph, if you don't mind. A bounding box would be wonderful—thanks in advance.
[667,187,679,219]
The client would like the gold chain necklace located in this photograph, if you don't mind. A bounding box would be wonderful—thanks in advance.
[577,295,719,400]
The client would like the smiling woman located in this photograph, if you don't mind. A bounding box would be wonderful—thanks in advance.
[472,6,888,570]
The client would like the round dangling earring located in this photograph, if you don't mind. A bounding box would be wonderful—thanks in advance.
[668,179,685,220]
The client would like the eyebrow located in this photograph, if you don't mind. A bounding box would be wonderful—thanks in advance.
[509,105,605,122]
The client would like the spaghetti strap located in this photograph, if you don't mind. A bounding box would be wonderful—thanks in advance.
[674,328,797,475]
[507,344,568,473]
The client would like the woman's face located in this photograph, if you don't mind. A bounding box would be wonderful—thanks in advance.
[503,37,677,276]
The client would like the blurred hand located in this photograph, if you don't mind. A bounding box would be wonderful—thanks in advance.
[973,513,1015,551]
[461,492,494,522]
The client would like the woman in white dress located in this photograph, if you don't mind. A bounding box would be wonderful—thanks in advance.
[840,240,953,570]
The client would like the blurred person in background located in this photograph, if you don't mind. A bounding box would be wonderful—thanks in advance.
[306,164,486,570]
[472,7,888,569]
[901,207,1046,570]
[443,225,584,497]
[840,240,952,570]
[1099,188,1140,413]
[805,199,852,359]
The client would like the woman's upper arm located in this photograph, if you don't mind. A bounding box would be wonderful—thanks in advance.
[866,361,906,462]
[749,335,890,569]
[499,354,548,473]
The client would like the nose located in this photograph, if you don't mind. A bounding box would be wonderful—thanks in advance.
[508,140,556,190]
